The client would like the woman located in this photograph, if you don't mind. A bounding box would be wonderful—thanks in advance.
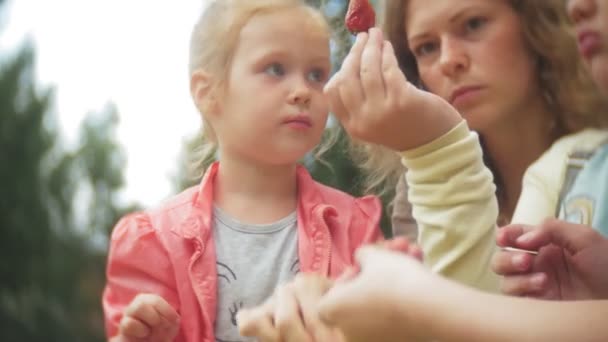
[374,0,607,239]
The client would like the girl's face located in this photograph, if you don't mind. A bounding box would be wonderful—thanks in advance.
[405,0,542,132]
[211,7,331,166]
[568,0,608,95]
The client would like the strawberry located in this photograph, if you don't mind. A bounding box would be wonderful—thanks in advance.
[345,0,376,34]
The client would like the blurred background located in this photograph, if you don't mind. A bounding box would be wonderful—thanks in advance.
[0,0,388,340]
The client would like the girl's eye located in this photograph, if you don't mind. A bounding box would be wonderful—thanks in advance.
[465,17,487,33]
[265,63,285,77]
[414,42,438,58]
[308,68,326,83]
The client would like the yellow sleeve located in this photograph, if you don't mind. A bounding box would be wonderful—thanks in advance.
[400,121,499,292]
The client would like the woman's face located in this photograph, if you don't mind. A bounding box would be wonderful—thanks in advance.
[568,0,608,95]
[405,0,541,132]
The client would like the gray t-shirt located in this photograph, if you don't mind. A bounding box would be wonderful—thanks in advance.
[212,206,299,342]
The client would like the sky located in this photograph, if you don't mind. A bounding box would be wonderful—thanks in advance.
[1,0,204,207]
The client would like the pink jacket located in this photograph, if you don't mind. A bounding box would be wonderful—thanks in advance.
[103,162,382,341]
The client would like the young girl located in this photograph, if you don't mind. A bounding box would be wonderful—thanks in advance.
[102,1,383,341]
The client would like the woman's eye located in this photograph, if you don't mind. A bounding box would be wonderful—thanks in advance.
[265,63,285,77]
[465,17,487,33]
[414,42,438,57]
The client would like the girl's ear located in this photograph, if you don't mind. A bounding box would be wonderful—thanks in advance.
[190,69,219,114]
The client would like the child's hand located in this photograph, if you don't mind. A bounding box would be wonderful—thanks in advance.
[381,236,424,261]
[237,273,345,342]
[493,219,608,300]
[324,27,461,152]
[347,237,423,276]
[318,246,440,342]
[114,293,180,342]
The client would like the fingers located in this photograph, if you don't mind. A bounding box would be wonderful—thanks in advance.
[319,246,391,325]
[360,28,385,100]
[120,294,180,341]
[496,224,531,247]
[317,280,359,327]
[336,266,359,283]
[292,275,335,341]
[274,284,313,342]
[324,33,366,128]
[119,316,150,339]
[239,274,335,342]
[381,41,409,102]
[150,295,180,323]
[379,237,424,262]
[238,300,280,342]
[500,273,548,296]
[354,245,394,269]
[491,249,534,276]
[124,295,163,329]
[516,219,599,253]
[324,79,349,127]
[383,236,411,253]
[332,33,368,119]
[408,244,424,262]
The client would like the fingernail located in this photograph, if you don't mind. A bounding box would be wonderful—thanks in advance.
[516,232,533,244]
[356,32,366,44]
[513,254,528,269]
[532,273,546,287]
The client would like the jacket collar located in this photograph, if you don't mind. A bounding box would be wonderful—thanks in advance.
[172,161,329,240]
[172,162,218,240]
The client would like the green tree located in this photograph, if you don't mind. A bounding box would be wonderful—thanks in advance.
[0,15,134,342]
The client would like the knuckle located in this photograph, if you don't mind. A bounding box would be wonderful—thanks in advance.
[275,315,291,333]
[540,217,558,229]
[135,293,154,306]
[494,251,516,273]
[500,279,515,295]
[501,277,525,296]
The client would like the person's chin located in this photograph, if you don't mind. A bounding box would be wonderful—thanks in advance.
[458,107,496,133]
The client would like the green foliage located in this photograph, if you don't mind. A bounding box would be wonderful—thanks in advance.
[0,38,135,341]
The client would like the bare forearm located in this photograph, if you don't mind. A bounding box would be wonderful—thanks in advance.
[417,278,608,342]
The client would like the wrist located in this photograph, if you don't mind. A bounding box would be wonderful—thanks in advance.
[396,273,483,341]
[397,91,462,151]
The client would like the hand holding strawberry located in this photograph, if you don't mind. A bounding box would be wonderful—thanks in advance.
[324,28,462,152]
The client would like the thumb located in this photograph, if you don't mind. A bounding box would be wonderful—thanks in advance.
[318,246,381,326]
[317,278,360,328]
[496,224,534,247]
[516,219,598,254]
[354,245,384,270]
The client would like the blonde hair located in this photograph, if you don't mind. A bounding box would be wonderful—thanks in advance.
[352,0,608,195]
[187,0,331,179]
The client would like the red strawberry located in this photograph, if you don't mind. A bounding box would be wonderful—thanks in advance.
[345,0,376,34]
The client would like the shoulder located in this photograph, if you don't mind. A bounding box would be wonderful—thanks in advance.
[546,129,608,159]
[111,186,201,242]
[526,129,608,176]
